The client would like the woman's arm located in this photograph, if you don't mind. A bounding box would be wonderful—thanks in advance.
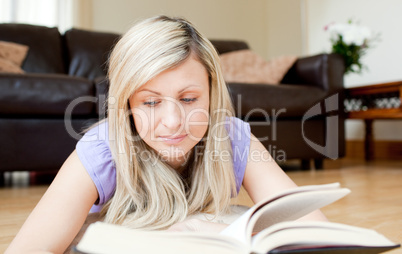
[242,134,327,221]
[5,150,99,254]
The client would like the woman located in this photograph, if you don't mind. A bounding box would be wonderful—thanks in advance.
[6,15,326,254]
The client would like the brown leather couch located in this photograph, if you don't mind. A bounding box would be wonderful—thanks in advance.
[0,23,119,173]
[0,23,345,176]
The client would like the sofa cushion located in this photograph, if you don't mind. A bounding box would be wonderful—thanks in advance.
[64,28,120,80]
[0,73,95,116]
[0,40,29,66]
[0,58,25,73]
[0,40,29,74]
[220,50,297,85]
[0,23,66,73]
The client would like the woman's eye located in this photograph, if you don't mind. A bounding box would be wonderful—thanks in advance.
[181,98,197,103]
[143,101,160,106]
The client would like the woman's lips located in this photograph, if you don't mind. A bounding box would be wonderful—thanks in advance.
[159,134,187,144]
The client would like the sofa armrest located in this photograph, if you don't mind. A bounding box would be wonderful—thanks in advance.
[281,53,345,93]
[210,40,250,54]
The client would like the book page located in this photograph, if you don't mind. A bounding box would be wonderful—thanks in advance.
[220,183,348,245]
[245,188,350,242]
[250,221,399,253]
[76,222,248,254]
[219,207,257,243]
[186,205,250,225]
[252,220,393,245]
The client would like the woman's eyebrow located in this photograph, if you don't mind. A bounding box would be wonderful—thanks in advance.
[178,84,201,93]
[137,89,161,95]
[137,85,201,95]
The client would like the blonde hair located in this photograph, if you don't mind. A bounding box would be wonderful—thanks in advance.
[103,15,236,230]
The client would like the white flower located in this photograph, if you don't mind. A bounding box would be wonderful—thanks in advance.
[328,22,372,46]
[350,64,360,72]
[325,20,377,74]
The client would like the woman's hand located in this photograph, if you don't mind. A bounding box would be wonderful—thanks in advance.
[167,219,228,233]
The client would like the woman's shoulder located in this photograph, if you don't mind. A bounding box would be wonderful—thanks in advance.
[76,120,116,209]
[225,117,251,194]
[76,120,112,165]
[78,120,110,144]
[225,116,251,143]
[76,120,111,160]
[225,117,251,163]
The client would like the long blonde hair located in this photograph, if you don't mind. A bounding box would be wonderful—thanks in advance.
[103,15,236,230]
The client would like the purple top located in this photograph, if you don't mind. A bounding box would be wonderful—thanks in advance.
[76,117,251,212]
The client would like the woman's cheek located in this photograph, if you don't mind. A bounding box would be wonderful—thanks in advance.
[186,108,209,141]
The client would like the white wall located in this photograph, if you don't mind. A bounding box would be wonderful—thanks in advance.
[90,0,306,61]
[266,0,303,58]
[306,0,402,141]
[91,0,269,60]
[72,0,93,30]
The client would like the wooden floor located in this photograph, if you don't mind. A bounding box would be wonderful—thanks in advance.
[1,158,402,253]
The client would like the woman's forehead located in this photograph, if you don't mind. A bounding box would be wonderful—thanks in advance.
[134,57,209,95]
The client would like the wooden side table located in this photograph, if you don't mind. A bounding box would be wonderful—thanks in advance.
[344,81,402,161]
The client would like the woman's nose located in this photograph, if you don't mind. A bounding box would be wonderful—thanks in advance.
[160,98,184,130]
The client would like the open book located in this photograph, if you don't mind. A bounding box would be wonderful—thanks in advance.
[72,183,400,254]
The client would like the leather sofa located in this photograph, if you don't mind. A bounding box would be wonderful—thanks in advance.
[0,23,119,173]
[0,23,345,176]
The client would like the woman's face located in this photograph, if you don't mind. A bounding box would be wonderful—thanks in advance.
[129,55,210,170]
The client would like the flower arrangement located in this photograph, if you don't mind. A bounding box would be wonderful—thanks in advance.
[325,20,374,75]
